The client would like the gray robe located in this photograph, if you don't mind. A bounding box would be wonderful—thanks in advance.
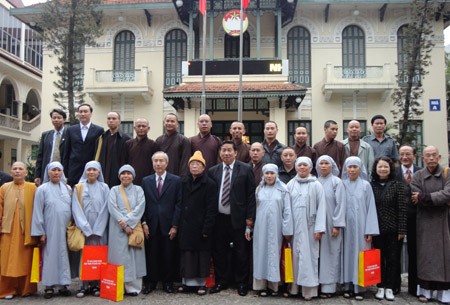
[318,174,346,286]
[72,181,110,245]
[410,165,450,286]
[253,183,293,282]
[341,177,379,286]
[287,176,326,287]
[31,182,72,286]
[108,184,146,282]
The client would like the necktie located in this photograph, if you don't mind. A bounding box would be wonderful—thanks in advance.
[157,176,163,195]
[405,169,411,184]
[221,166,231,206]
[52,132,61,162]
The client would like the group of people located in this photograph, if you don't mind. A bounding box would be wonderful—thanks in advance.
[0,105,448,304]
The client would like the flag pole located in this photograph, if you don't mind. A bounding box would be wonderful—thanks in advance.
[201,1,207,115]
[238,0,244,121]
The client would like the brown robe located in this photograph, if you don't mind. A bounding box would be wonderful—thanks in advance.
[313,138,346,175]
[410,166,450,290]
[156,132,191,176]
[190,133,221,171]
[123,137,160,185]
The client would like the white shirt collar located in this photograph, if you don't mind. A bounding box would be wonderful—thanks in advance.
[223,160,236,171]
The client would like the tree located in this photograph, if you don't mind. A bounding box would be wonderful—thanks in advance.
[36,0,102,124]
[390,0,437,146]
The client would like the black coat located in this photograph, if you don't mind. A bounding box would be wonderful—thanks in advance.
[63,123,104,186]
[35,128,67,181]
[208,160,256,230]
[178,173,218,251]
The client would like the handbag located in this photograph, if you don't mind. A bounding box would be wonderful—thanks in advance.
[80,245,108,281]
[30,247,42,283]
[119,186,145,248]
[100,262,124,302]
[67,184,85,251]
[358,248,381,287]
[280,240,294,283]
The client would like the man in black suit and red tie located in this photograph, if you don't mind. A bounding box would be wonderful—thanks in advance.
[395,145,422,296]
[141,151,182,294]
[208,140,256,296]
[34,108,67,185]
[63,103,104,186]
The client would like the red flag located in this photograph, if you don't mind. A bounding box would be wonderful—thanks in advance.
[199,0,206,15]
[242,0,249,9]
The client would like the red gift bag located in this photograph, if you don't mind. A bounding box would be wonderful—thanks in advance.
[100,263,124,302]
[358,248,381,287]
[80,245,108,281]
[205,258,215,288]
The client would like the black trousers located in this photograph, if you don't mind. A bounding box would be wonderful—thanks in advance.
[407,211,418,296]
[143,224,177,285]
[212,214,250,286]
[373,233,403,290]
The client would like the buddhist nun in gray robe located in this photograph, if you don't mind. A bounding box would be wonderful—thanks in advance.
[341,156,379,298]
[316,155,346,296]
[286,157,326,300]
[31,162,72,292]
[72,161,110,296]
[108,165,146,294]
[253,163,293,295]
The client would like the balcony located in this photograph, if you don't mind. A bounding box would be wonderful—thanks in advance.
[0,113,40,133]
[322,63,395,102]
[84,67,154,103]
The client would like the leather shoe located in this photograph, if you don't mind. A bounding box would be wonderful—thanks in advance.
[125,292,138,297]
[210,284,228,294]
[237,284,248,296]
[163,283,174,294]
[142,282,156,295]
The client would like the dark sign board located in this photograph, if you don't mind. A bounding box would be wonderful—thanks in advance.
[187,60,284,75]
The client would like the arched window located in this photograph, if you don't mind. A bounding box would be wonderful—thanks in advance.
[287,26,311,87]
[113,30,135,81]
[397,25,420,85]
[224,32,250,58]
[164,29,187,87]
[342,25,365,78]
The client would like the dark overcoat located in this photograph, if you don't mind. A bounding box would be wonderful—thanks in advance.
[178,173,218,251]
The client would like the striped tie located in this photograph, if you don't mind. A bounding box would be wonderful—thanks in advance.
[221,166,231,207]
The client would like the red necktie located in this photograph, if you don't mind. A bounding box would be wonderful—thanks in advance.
[405,169,411,184]
[157,176,163,195]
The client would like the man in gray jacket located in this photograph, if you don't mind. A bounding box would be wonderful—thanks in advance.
[341,120,374,175]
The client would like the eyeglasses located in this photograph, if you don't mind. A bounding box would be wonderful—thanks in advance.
[399,152,413,156]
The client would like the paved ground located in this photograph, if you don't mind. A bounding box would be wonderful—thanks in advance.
[0,277,439,305]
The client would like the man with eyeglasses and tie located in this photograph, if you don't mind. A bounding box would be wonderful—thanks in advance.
[396,145,421,296]
[35,109,67,186]
[208,140,256,296]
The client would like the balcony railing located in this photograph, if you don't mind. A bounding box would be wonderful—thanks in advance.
[84,67,153,103]
[322,63,395,102]
[22,114,41,132]
[0,113,19,130]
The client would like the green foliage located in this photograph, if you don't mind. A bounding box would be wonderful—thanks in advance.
[25,155,36,182]
[390,0,436,146]
[36,0,103,124]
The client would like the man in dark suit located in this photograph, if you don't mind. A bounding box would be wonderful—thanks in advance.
[63,103,104,186]
[396,144,422,296]
[208,140,256,296]
[94,111,130,187]
[141,151,182,294]
[34,108,67,185]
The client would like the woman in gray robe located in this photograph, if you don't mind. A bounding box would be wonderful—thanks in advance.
[31,162,72,299]
[286,157,326,300]
[253,163,293,296]
[108,164,146,296]
[341,156,379,300]
[72,161,110,297]
[316,155,346,297]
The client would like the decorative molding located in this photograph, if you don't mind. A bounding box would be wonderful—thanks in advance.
[216,21,256,41]
[334,16,375,43]
[156,19,189,47]
[104,22,144,48]
[282,17,320,43]
[389,16,409,42]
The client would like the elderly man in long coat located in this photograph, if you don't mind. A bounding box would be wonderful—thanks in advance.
[411,146,450,303]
